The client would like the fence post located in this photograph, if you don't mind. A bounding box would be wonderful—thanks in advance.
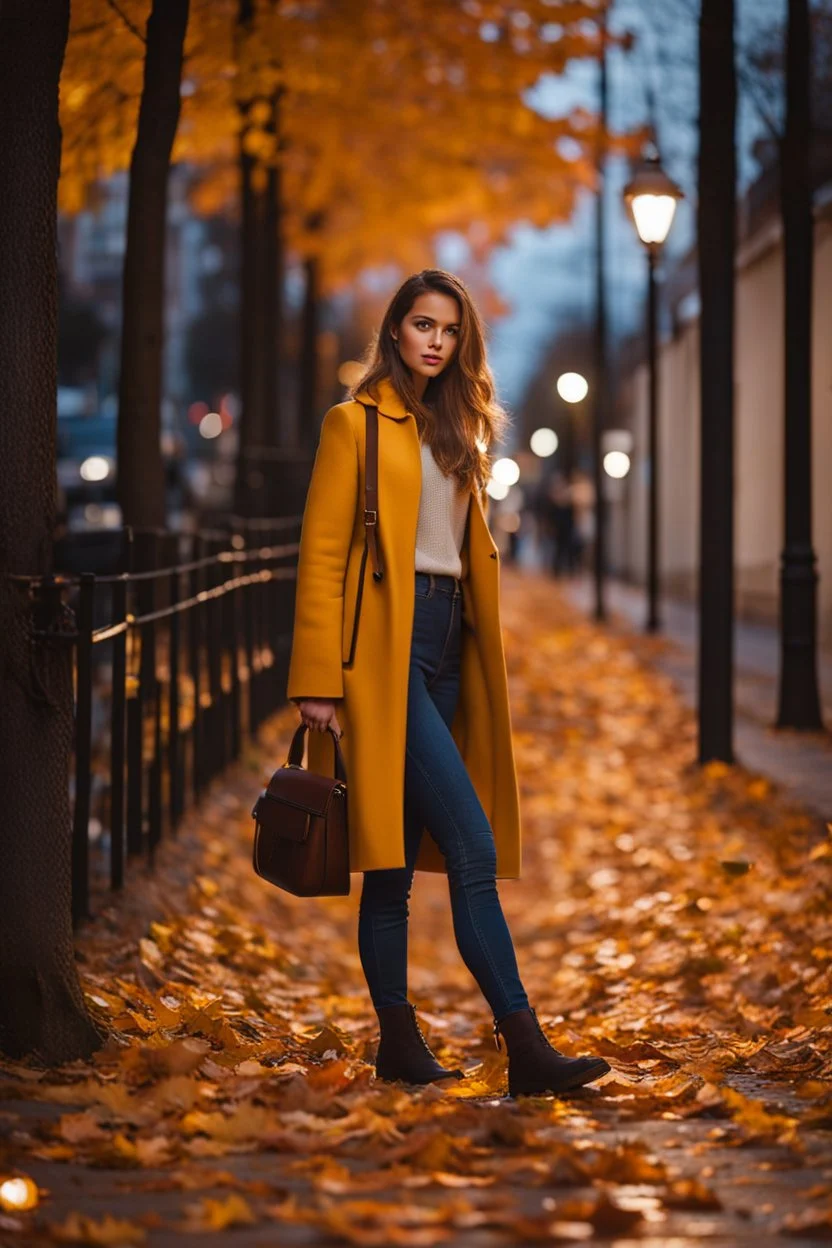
[241,522,256,737]
[145,532,163,863]
[168,532,183,830]
[72,573,95,927]
[126,531,142,857]
[253,527,267,734]
[275,522,293,710]
[189,534,205,800]
[228,532,243,763]
[109,571,128,891]
[205,536,224,782]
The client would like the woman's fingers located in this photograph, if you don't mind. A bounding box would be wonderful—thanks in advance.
[300,713,342,736]
[296,701,342,738]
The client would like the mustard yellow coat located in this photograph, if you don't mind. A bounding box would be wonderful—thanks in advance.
[286,376,522,878]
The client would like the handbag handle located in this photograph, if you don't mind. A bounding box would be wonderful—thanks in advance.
[286,721,347,783]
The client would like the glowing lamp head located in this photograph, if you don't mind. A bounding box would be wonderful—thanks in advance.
[623,156,684,248]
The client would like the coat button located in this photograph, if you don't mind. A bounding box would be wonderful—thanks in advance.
[490,551,497,559]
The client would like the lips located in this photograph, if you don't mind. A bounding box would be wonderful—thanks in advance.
[422,355,442,364]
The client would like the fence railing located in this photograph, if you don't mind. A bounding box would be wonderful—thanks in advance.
[25,519,302,926]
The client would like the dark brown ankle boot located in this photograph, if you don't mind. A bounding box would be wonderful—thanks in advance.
[494,1006,610,1097]
[374,1003,465,1085]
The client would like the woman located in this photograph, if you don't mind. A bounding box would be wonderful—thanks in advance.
[287,269,610,1097]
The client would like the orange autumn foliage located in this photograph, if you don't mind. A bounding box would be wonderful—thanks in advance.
[58,2,633,288]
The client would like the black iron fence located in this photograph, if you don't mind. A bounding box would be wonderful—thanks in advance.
[26,518,302,926]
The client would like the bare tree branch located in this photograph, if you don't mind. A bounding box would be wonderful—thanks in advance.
[736,59,783,141]
[104,0,146,45]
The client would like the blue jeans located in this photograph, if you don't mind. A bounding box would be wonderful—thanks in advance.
[357,570,531,1025]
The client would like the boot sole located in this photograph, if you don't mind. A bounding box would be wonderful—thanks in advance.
[509,1057,611,1097]
[375,1070,465,1086]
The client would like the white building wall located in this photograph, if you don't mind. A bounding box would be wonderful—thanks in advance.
[734,240,784,607]
[623,207,832,645]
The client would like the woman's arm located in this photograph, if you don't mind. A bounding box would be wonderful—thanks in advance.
[286,403,358,703]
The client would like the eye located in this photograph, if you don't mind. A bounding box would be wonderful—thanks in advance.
[446,327,459,336]
[415,319,431,329]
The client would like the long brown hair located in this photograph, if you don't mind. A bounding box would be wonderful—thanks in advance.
[349,269,510,494]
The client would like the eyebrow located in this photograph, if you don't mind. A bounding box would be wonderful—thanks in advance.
[410,314,460,326]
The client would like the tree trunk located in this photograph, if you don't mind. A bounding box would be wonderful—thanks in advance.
[236,100,268,514]
[697,0,737,763]
[264,90,283,448]
[299,251,321,453]
[116,0,190,530]
[235,71,285,515]
[0,0,104,1063]
[776,0,823,730]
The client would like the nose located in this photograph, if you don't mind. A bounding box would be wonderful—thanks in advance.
[428,331,442,350]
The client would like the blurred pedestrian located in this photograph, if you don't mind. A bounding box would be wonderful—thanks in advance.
[546,471,576,577]
[569,469,595,573]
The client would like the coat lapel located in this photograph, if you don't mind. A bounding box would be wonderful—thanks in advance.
[352,376,497,573]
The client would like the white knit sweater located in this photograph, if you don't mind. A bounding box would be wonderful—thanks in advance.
[414,439,471,577]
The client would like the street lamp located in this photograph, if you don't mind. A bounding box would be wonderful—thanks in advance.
[623,155,684,632]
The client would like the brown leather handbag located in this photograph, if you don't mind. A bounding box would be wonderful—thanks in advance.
[251,723,350,896]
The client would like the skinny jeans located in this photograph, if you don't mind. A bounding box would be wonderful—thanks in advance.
[357,570,530,1024]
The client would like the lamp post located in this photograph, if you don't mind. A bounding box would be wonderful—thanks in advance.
[556,371,588,476]
[623,155,684,632]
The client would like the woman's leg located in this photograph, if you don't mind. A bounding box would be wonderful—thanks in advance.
[357,806,424,1008]
[406,587,530,1021]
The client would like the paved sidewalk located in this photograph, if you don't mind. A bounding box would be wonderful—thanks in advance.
[561,572,832,821]
[3,570,832,1244]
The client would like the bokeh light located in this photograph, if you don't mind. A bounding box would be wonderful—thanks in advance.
[187,400,209,426]
[79,455,111,482]
[337,360,364,388]
[556,372,589,404]
[530,428,558,457]
[603,450,631,479]
[486,478,510,500]
[199,411,223,440]
[0,1175,39,1212]
[491,457,520,486]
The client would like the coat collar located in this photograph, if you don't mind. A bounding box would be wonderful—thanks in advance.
[353,375,411,421]
[353,374,493,534]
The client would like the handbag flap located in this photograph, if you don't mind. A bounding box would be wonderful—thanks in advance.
[263,766,343,818]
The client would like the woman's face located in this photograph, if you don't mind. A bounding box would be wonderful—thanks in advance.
[392,291,461,386]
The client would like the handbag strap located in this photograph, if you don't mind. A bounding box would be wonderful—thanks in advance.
[360,402,384,582]
[287,722,347,783]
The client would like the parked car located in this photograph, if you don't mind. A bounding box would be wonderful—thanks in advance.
[57,411,196,533]
[57,412,121,530]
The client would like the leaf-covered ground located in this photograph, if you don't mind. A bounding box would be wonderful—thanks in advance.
[2,569,831,1245]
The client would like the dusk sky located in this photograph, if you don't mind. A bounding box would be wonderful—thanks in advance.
[482,0,788,411]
